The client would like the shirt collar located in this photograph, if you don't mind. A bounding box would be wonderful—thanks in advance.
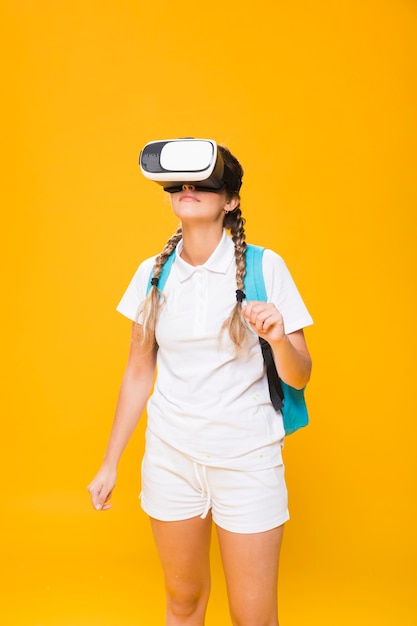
[174,230,235,282]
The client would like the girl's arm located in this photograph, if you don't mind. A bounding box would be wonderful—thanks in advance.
[87,322,157,511]
[243,301,312,389]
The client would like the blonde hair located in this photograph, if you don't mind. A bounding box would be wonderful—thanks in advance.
[138,226,183,352]
[139,145,248,352]
[220,206,248,348]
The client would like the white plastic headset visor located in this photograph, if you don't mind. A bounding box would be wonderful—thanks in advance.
[139,139,221,184]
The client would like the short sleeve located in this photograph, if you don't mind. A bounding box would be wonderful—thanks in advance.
[262,249,313,335]
[116,256,156,322]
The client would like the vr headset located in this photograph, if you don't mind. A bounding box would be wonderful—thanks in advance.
[139,138,242,194]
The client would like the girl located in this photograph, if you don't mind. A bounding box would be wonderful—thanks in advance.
[88,141,313,626]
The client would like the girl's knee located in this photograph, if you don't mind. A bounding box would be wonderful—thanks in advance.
[166,580,210,619]
[229,604,278,626]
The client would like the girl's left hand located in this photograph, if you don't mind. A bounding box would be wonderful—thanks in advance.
[242,301,286,344]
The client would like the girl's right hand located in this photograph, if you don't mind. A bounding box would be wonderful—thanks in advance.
[87,465,117,511]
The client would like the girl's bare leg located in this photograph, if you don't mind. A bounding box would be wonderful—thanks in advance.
[216,523,284,626]
[150,513,213,626]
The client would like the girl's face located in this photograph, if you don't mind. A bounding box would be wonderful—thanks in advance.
[169,184,239,225]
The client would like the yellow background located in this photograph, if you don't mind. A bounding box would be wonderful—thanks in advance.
[1,1,416,624]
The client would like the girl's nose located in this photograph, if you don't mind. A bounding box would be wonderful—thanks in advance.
[182,184,196,191]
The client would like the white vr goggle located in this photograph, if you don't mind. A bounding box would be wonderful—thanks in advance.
[139,138,242,194]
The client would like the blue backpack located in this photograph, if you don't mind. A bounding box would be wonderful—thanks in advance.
[147,243,309,436]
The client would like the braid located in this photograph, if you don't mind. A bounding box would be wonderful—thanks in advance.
[152,226,183,283]
[222,207,249,349]
[138,226,182,351]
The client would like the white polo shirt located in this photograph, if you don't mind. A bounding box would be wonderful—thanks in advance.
[117,231,313,470]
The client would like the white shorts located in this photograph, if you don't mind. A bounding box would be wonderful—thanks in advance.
[140,430,289,534]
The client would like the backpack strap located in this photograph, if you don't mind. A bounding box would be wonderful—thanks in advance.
[146,250,176,296]
[244,244,267,300]
[244,245,284,411]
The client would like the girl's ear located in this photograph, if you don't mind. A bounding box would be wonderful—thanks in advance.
[225,194,240,212]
